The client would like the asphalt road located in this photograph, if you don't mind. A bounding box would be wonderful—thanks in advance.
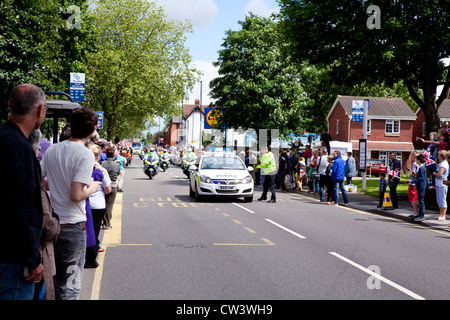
[81,159,450,301]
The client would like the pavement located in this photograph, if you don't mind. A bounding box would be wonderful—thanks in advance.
[260,184,450,233]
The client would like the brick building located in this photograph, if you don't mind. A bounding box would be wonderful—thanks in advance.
[326,95,417,169]
[163,99,207,147]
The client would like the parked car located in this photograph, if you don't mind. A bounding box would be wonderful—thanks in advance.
[365,159,387,176]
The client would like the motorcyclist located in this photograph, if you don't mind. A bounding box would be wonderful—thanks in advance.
[160,148,170,159]
[160,148,170,169]
[182,147,197,167]
[146,147,159,163]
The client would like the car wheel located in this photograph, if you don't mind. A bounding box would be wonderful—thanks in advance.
[244,195,253,203]
[189,183,195,197]
[195,183,202,202]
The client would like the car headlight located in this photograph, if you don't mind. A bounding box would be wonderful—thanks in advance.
[200,175,212,183]
[241,175,253,184]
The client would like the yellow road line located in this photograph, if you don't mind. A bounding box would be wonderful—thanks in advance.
[245,227,256,234]
[91,193,122,300]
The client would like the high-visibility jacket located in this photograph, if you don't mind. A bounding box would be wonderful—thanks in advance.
[182,152,196,163]
[258,151,276,175]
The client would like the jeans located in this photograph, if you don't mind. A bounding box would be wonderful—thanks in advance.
[0,262,35,300]
[417,188,426,217]
[388,179,399,209]
[54,222,86,300]
[378,192,385,207]
[319,175,326,201]
[333,179,349,205]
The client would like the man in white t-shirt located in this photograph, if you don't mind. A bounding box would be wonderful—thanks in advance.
[317,148,329,202]
[41,107,100,300]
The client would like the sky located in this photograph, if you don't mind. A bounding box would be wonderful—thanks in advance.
[155,0,280,106]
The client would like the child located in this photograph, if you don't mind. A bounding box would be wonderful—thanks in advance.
[307,162,316,192]
[377,171,387,208]
[433,150,449,221]
[406,151,419,217]
[408,153,427,221]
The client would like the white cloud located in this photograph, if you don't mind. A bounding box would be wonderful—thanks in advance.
[244,0,278,17]
[155,0,219,28]
[186,60,219,105]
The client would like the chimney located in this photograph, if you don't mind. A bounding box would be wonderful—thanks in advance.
[195,99,200,106]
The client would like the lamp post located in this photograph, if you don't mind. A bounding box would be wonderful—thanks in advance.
[199,81,202,150]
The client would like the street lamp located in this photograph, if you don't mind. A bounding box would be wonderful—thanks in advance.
[199,80,202,150]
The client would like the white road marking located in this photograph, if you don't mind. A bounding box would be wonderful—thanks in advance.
[232,202,255,213]
[265,219,306,239]
[329,252,425,300]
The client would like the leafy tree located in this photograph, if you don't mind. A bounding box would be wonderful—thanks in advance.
[209,13,312,140]
[0,0,62,119]
[277,0,450,134]
[85,0,200,140]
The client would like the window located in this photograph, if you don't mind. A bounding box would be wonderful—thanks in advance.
[422,122,426,137]
[366,119,371,134]
[385,120,400,134]
[336,119,339,135]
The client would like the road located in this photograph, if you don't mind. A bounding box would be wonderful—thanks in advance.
[81,160,450,301]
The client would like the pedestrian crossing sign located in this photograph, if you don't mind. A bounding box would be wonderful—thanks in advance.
[382,193,394,210]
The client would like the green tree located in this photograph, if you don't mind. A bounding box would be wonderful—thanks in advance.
[85,0,200,140]
[209,13,312,140]
[0,0,62,119]
[0,0,98,141]
[278,0,450,134]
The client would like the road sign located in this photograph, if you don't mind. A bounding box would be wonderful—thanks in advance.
[352,100,364,122]
[69,73,85,101]
[96,111,103,129]
[204,108,225,129]
[359,139,367,171]
[382,192,394,210]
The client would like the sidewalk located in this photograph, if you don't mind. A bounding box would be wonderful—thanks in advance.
[283,187,450,232]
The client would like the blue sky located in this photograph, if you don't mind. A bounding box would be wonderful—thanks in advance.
[155,0,280,106]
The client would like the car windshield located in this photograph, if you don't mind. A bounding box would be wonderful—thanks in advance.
[201,155,246,170]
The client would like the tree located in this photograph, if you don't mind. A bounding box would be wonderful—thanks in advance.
[85,0,200,140]
[278,0,450,134]
[209,13,312,140]
[0,0,62,120]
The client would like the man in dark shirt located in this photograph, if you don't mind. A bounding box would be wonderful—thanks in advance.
[0,84,47,299]
[320,129,332,155]
[388,152,402,209]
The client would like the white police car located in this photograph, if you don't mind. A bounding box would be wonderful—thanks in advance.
[189,151,254,202]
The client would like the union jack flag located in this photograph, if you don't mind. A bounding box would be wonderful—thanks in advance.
[386,167,400,178]
[423,150,435,165]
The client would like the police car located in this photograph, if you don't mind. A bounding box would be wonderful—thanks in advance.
[189,150,254,202]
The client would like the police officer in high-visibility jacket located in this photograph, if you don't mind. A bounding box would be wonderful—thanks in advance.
[257,146,277,203]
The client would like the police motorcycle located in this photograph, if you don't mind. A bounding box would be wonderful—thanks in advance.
[143,148,160,179]
[181,149,197,178]
[159,150,171,172]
